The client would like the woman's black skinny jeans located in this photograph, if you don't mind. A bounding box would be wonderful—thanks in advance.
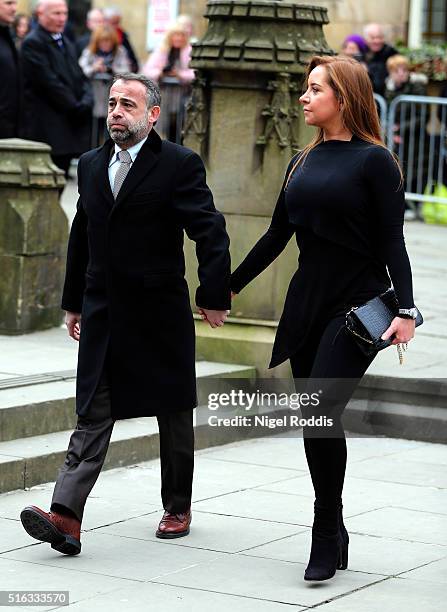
[290,314,377,530]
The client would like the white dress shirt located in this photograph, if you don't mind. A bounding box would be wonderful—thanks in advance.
[108,136,148,191]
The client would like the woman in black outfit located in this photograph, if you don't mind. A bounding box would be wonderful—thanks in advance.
[230,56,417,582]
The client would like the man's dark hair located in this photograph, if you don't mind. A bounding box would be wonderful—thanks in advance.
[112,73,161,108]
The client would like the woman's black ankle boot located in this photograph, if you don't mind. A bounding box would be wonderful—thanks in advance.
[337,502,349,570]
[304,502,348,581]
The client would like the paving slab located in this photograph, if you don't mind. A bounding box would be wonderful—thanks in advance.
[95,511,304,554]
[241,529,447,576]
[390,487,447,515]
[91,455,301,507]
[55,581,303,612]
[0,327,78,376]
[345,454,447,488]
[344,507,447,546]
[0,372,19,379]
[2,531,224,582]
[382,442,447,465]
[150,551,387,607]
[399,555,447,584]
[254,474,437,517]
[308,576,446,612]
[0,487,162,535]
[185,455,302,500]
[200,433,425,467]
[199,432,308,470]
[193,488,315,526]
[0,517,38,554]
[0,556,136,611]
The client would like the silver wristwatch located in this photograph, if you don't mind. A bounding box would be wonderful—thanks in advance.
[398,307,418,319]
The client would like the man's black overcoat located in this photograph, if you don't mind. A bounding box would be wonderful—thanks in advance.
[21,25,92,157]
[61,129,231,419]
[0,24,20,138]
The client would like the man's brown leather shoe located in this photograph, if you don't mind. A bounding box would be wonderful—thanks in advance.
[156,509,191,539]
[20,505,81,555]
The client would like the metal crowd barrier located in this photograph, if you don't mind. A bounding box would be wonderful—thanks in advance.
[157,76,190,144]
[385,94,447,216]
[374,93,388,138]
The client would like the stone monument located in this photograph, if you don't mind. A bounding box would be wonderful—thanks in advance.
[183,1,331,376]
[0,139,68,334]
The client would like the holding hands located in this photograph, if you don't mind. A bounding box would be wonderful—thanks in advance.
[65,311,81,341]
[198,289,236,328]
[198,308,230,328]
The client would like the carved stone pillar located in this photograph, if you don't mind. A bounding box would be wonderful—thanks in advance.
[0,139,68,334]
[183,1,331,375]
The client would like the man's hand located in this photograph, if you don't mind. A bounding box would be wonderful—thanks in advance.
[65,311,81,341]
[198,308,229,328]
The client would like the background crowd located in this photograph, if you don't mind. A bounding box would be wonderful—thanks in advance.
[0,0,445,200]
[0,0,195,176]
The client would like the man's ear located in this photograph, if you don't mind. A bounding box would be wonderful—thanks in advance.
[149,106,161,124]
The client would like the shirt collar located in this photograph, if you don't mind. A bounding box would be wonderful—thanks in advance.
[109,136,148,167]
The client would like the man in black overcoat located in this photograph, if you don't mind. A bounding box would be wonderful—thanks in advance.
[75,8,104,57]
[364,23,398,96]
[0,0,20,138]
[21,0,92,177]
[20,73,231,555]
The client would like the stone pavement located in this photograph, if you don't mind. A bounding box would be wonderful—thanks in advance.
[0,432,446,611]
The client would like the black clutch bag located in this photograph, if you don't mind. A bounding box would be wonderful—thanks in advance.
[345,288,423,358]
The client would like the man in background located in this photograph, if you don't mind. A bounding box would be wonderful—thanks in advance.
[21,0,92,177]
[76,7,104,57]
[0,0,20,138]
[104,6,138,72]
[364,23,398,96]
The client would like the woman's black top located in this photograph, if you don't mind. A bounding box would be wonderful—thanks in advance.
[230,135,415,368]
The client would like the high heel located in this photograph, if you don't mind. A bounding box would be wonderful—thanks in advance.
[338,537,349,570]
[304,529,341,581]
[304,502,341,581]
[337,503,349,570]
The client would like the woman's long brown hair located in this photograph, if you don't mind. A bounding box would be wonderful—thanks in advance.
[285,55,403,188]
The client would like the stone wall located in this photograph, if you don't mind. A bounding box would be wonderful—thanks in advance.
[313,0,410,48]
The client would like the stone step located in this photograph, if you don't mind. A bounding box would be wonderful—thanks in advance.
[0,361,257,494]
[0,362,255,443]
[350,374,447,444]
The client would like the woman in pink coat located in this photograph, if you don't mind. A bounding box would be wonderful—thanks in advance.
[143,25,195,141]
